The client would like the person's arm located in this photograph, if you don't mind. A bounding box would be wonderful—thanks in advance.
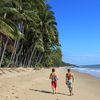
[49,73,52,79]
[55,75,58,80]
[72,74,74,82]
[66,74,68,84]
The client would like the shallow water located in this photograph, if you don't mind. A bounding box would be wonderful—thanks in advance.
[70,65,100,78]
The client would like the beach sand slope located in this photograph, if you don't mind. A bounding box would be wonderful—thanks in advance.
[0,67,100,100]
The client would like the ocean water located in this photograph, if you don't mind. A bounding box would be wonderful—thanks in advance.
[72,65,100,78]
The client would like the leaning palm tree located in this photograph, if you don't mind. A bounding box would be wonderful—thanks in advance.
[0,19,24,67]
[0,0,38,67]
[0,0,62,68]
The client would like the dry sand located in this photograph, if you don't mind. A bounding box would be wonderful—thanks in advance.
[0,67,100,100]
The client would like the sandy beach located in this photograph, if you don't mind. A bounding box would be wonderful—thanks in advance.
[0,67,100,100]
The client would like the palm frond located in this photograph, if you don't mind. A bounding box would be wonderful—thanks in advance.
[0,19,15,39]
[4,20,24,39]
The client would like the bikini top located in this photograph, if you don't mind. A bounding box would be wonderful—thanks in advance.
[50,73,57,81]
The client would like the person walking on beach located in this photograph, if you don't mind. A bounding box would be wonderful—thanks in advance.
[49,68,58,94]
[66,69,74,96]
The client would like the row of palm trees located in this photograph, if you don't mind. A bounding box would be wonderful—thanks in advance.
[0,0,61,68]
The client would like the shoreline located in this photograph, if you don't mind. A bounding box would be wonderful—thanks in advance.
[0,67,100,100]
[71,69,100,79]
[64,66,100,78]
[71,67,100,78]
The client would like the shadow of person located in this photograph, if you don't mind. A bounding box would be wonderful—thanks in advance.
[29,89,67,96]
[29,89,53,94]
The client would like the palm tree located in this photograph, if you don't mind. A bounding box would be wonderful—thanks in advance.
[0,0,62,68]
[0,18,23,66]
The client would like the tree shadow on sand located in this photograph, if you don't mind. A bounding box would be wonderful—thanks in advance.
[29,89,67,96]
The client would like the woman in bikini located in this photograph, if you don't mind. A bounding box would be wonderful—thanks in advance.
[49,68,58,94]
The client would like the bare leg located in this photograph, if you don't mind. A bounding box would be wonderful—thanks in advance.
[69,88,71,96]
[69,87,73,96]
[52,87,54,94]
[55,88,56,94]
[71,87,74,95]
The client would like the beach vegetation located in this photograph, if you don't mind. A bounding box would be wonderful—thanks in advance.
[0,0,67,68]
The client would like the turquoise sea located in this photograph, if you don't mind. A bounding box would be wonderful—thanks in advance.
[72,65,100,78]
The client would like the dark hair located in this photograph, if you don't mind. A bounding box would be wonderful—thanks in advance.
[67,69,71,72]
[52,68,55,72]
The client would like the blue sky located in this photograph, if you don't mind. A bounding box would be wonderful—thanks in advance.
[48,0,100,65]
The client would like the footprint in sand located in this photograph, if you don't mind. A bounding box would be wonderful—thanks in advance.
[12,85,15,87]
[12,92,15,94]
[15,96,19,99]
[56,96,59,100]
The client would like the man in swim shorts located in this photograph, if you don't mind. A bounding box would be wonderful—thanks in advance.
[49,68,58,94]
[66,69,74,96]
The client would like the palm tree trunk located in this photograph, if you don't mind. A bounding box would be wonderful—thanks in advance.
[4,13,7,19]
[24,54,29,67]
[14,43,23,66]
[38,54,43,64]
[11,40,19,66]
[22,56,27,67]
[0,45,1,56]
[7,40,17,67]
[19,49,26,67]
[27,47,36,67]
[0,38,8,67]
[0,42,2,57]
[36,52,40,64]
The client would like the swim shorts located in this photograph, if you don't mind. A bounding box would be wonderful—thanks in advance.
[51,81,57,88]
[67,80,73,88]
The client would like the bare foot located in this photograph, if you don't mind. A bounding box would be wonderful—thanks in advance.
[68,94,71,96]
[52,92,55,95]
[72,93,74,95]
